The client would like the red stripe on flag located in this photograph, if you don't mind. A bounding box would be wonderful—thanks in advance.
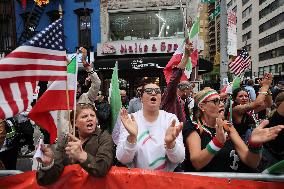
[0,64,66,71]
[6,51,66,61]
[2,84,19,117]
[0,76,67,84]
[0,107,5,120]
[18,83,29,111]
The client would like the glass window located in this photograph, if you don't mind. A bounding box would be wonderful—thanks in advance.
[109,9,183,41]
[259,12,284,33]
[242,31,251,42]
[242,0,249,6]
[78,15,91,47]
[242,18,251,29]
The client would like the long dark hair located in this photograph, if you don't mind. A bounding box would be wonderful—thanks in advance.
[232,87,249,103]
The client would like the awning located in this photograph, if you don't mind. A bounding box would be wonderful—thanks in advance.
[94,54,213,75]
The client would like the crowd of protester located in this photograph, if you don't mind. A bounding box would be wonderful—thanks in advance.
[0,46,283,186]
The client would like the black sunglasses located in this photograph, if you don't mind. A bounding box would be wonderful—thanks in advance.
[204,98,221,105]
[143,88,161,95]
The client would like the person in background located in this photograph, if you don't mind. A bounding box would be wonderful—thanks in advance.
[95,91,111,131]
[0,119,6,169]
[120,90,129,109]
[271,80,284,101]
[116,79,185,171]
[245,79,256,101]
[232,73,273,140]
[161,40,193,123]
[0,117,18,170]
[36,103,113,186]
[177,81,194,121]
[128,83,143,114]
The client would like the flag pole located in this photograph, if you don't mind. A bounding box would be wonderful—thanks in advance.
[65,55,72,134]
[72,53,79,136]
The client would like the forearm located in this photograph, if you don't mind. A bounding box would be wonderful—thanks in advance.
[116,137,137,164]
[86,68,101,103]
[36,162,64,186]
[190,149,215,171]
[166,136,185,163]
[229,129,261,168]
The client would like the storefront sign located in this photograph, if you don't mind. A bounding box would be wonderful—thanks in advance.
[97,38,185,56]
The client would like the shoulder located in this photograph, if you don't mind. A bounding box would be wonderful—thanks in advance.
[182,119,199,140]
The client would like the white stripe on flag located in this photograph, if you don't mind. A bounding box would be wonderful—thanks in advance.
[14,46,66,56]
[0,85,13,118]
[0,58,66,66]
[0,70,66,79]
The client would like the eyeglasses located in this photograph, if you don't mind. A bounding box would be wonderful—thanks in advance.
[204,98,221,105]
[143,88,161,95]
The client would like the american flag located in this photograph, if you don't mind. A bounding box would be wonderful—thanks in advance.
[228,48,251,76]
[0,18,67,119]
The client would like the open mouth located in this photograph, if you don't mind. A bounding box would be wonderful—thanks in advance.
[219,108,224,113]
[150,97,157,102]
[86,123,93,128]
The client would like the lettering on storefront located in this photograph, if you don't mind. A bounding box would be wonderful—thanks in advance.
[119,42,178,54]
[130,59,163,69]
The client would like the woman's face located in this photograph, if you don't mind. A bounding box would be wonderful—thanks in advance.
[201,94,224,119]
[76,108,97,137]
[235,90,249,105]
[141,83,161,111]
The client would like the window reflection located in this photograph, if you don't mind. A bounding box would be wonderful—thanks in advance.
[109,9,183,41]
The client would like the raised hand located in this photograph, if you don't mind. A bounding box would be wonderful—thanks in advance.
[38,145,54,166]
[79,47,91,68]
[184,39,194,56]
[164,119,183,149]
[215,118,227,144]
[65,133,87,163]
[250,120,284,144]
[259,73,273,87]
[120,108,138,141]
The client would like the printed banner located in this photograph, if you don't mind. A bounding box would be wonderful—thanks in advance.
[227,10,237,56]
[0,165,283,189]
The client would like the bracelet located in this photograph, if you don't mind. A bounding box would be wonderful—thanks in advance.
[87,70,95,75]
[40,159,54,171]
[258,92,268,95]
[126,136,137,145]
[206,137,224,155]
[164,142,176,150]
[248,137,263,154]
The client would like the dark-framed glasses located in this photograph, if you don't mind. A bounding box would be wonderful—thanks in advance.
[143,88,161,95]
[204,98,221,105]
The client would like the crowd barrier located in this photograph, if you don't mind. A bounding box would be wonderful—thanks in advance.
[0,165,283,189]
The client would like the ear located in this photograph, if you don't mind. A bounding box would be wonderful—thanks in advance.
[199,103,205,111]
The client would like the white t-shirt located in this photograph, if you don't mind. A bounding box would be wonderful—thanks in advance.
[116,110,185,171]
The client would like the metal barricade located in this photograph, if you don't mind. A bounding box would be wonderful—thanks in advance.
[0,170,23,177]
[183,172,284,182]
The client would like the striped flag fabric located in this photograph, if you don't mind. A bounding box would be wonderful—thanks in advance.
[229,48,251,76]
[28,57,77,144]
[163,18,199,84]
[185,17,200,78]
[0,18,67,84]
[109,63,122,133]
[0,18,67,120]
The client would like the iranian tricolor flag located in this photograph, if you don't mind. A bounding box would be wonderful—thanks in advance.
[185,17,200,78]
[29,57,77,144]
[164,18,200,84]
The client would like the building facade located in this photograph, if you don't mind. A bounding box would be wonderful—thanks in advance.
[98,0,212,95]
[11,0,101,54]
[228,0,284,81]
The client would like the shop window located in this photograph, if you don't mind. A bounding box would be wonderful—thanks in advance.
[74,8,92,48]
[109,9,183,41]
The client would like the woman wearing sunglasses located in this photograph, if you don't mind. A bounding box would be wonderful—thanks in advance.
[36,103,113,186]
[116,79,185,171]
[182,88,283,172]
[232,73,273,140]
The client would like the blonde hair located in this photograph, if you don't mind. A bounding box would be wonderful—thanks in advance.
[193,88,218,121]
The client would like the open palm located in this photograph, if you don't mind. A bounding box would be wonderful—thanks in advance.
[120,108,138,137]
[251,120,284,144]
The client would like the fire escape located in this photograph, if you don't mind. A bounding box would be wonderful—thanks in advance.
[17,1,46,45]
[0,0,17,56]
